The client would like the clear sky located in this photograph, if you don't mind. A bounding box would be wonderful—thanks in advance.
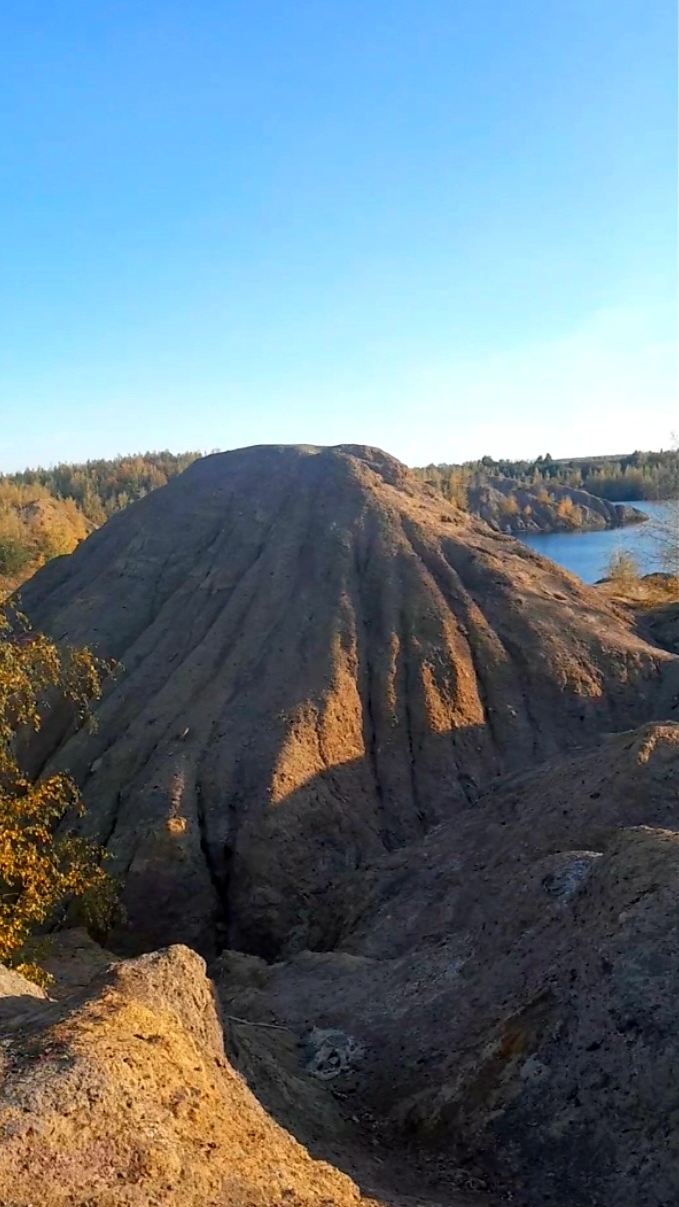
[0,1,676,470]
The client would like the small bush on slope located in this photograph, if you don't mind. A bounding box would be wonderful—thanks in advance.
[0,608,120,982]
[606,548,640,588]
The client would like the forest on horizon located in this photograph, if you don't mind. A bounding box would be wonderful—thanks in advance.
[1,446,677,594]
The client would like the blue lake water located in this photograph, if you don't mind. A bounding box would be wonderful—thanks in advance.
[516,501,675,584]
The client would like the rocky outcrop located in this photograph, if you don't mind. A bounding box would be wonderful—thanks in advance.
[470,478,648,534]
[0,945,371,1207]
[16,445,677,961]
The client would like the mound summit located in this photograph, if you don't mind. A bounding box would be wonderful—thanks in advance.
[18,443,676,960]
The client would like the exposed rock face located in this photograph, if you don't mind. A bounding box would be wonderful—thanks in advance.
[214,723,679,1207]
[0,945,370,1207]
[17,445,677,961]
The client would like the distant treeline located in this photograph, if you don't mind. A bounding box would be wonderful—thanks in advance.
[0,451,199,590]
[5,451,201,525]
[413,450,678,504]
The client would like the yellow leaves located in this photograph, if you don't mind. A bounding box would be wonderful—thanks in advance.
[0,608,113,745]
[12,961,52,988]
[0,606,121,982]
[0,486,90,591]
[499,495,520,517]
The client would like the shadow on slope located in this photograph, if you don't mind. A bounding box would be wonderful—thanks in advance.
[212,722,679,1207]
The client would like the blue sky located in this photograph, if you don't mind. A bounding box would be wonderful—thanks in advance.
[0,1,676,470]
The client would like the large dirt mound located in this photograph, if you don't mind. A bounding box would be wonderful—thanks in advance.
[17,444,677,959]
[0,945,375,1207]
[215,722,679,1207]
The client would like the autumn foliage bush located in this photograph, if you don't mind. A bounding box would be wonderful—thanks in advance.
[0,608,119,981]
[606,549,640,588]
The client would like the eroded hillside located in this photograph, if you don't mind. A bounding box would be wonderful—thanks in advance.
[18,444,676,958]
[7,444,678,1207]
